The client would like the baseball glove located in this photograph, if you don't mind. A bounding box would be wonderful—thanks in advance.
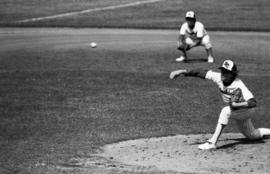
[177,42,190,51]
[231,88,244,103]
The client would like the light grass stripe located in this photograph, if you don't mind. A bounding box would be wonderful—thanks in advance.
[16,0,164,23]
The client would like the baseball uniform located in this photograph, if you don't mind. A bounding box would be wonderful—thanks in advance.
[205,70,262,139]
[179,21,212,49]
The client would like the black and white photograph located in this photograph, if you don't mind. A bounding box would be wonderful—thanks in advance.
[1,0,270,173]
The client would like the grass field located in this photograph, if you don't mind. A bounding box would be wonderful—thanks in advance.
[0,0,270,30]
[0,28,270,173]
[0,0,270,173]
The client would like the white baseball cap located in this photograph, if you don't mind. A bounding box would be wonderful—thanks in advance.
[185,11,196,19]
[219,60,238,73]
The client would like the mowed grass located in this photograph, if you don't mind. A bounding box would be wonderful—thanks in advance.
[0,28,270,173]
[0,0,270,30]
[0,0,142,22]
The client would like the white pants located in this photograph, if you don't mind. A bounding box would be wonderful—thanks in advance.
[218,106,262,140]
[185,35,212,49]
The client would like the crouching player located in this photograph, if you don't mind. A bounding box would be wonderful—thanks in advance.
[176,11,214,63]
[170,60,270,150]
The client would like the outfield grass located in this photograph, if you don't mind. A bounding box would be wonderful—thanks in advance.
[1,0,270,31]
[0,28,270,173]
[0,0,141,22]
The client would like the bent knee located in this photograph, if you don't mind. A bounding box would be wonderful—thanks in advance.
[204,43,212,49]
[201,35,212,49]
[244,129,262,140]
[218,106,231,125]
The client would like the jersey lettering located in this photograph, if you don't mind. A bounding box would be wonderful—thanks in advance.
[220,88,237,95]
[205,70,254,104]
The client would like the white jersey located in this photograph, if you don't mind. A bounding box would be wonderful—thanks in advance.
[205,70,254,104]
[179,21,208,39]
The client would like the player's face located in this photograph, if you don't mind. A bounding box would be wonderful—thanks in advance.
[221,69,235,86]
[186,18,195,29]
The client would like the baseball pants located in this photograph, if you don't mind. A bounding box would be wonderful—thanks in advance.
[218,106,262,140]
[184,35,212,49]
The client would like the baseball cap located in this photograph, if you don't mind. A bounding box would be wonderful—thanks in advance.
[185,11,196,19]
[219,60,238,74]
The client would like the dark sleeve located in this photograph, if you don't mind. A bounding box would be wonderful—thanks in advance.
[247,98,257,108]
[184,69,208,79]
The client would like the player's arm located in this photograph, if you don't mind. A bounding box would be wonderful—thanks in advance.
[230,98,256,110]
[177,34,190,51]
[178,24,186,45]
[177,24,190,50]
[178,34,186,44]
[169,69,208,79]
[191,22,204,47]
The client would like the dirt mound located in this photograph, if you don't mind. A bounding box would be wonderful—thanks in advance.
[97,133,270,173]
[57,133,270,173]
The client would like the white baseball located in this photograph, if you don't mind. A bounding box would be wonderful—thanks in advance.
[90,42,97,48]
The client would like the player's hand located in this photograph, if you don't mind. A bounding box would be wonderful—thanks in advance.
[229,101,237,110]
[169,69,187,79]
[177,42,190,51]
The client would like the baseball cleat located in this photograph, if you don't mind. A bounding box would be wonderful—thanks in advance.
[176,56,186,62]
[198,141,216,150]
[207,56,214,63]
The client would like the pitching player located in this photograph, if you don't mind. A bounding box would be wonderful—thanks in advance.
[170,60,270,150]
[176,11,214,63]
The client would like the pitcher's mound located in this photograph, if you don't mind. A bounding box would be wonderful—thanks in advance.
[98,133,269,173]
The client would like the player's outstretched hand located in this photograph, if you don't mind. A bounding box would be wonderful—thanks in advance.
[169,69,187,79]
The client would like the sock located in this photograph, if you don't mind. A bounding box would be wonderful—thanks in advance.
[258,128,270,137]
[208,123,226,145]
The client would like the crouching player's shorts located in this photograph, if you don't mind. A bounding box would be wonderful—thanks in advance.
[184,35,212,49]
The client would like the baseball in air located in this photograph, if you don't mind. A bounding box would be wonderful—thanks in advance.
[90,42,97,48]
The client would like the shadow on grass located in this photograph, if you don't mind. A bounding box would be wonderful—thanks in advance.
[178,58,208,63]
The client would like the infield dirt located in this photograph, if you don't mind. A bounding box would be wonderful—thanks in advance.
[59,133,270,174]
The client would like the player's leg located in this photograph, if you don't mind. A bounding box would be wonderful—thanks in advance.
[176,37,192,62]
[236,118,262,140]
[258,128,270,138]
[235,114,270,139]
[209,106,231,144]
[206,48,214,63]
[201,35,214,63]
[198,106,231,150]
[176,46,187,62]
[233,108,270,139]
